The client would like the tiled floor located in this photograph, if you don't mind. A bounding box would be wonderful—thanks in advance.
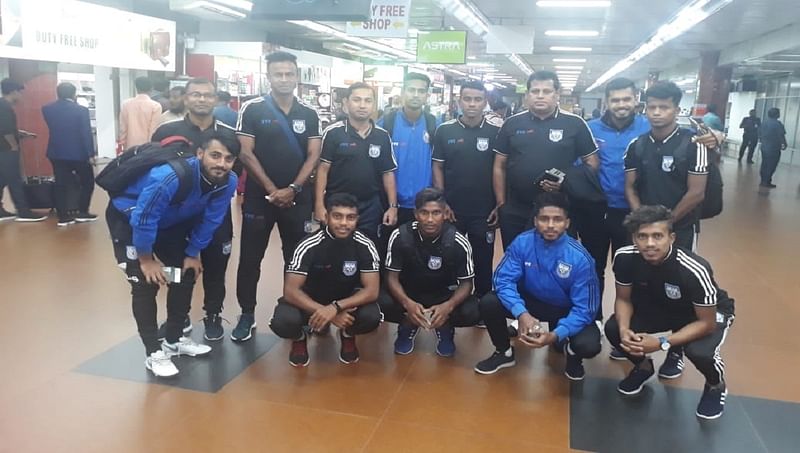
[1,156,798,452]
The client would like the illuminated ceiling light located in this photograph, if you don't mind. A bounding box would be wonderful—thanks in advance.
[545,30,600,37]
[537,1,611,7]
[212,0,253,10]
[508,53,534,76]
[555,65,583,70]
[288,20,415,60]
[553,58,587,63]
[550,46,592,52]
[586,0,733,92]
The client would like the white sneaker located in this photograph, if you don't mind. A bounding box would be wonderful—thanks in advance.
[162,337,212,357]
[145,350,179,377]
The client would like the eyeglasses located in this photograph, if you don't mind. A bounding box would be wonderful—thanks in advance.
[187,92,216,100]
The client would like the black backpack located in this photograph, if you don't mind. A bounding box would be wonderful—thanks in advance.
[633,131,723,219]
[382,109,437,142]
[396,222,459,274]
[95,136,198,205]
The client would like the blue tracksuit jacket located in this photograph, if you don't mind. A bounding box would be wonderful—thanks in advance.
[588,114,650,209]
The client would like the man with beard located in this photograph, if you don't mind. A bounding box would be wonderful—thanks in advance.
[157,85,187,125]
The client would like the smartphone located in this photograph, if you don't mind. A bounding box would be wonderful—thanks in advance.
[162,266,182,284]
[534,168,566,186]
[423,308,435,328]
[688,117,710,135]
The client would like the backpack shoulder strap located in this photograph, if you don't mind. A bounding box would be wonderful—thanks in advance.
[424,113,437,140]
[167,158,194,205]
[383,109,397,138]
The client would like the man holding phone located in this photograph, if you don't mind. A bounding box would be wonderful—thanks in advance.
[105,133,239,377]
[380,188,479,357]
[474,192,601,380]
[493,71,599,249]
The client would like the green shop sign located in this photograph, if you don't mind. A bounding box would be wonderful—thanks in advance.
[416,31,467,64]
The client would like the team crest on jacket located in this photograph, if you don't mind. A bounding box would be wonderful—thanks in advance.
[476,137,489,151]
[664,283,682,299]
[662,156,674,172]
[556,260,572,278]
[549,129,564,143]
[369,144,381,158]
[428,256,442,270]
[292,119,306,134]
[486,230,495,244]
[343,261,357,276]
[222,242,232,256]
[423,131,430,144]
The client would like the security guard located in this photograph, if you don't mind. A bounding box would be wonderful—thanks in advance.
[475,192,601,380]
[152,77,237,342]
[379,188,479,357]
[106,132,239,377]
[234,51,322,342]
[271,193,382,367]
[315,82,398,242]
[432,80,502,298]
[605,205,735,420]
[494,71,599,249]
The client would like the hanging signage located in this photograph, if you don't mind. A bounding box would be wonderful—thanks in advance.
[416,31,467,65]
[0,0,176,71]
[346,0,411,38]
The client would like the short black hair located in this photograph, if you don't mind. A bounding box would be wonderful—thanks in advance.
[404,72,431,89]
[644,81,682,107]
[534,192,570,218]
[767,107,780,119]
[200,131,241,157]
[56,82,77,100]
[345,82,374,99]
[604,77,637,98]
[414,187,446,210]
[217,91,232,102]
[185,78,215,92]
[460,80,487,95]
[1,78,24,95]
[134,77,152,93]
[266,51,298,68]
[527,70,560,91]
[169,85,186,95]
[623,205,673,234]
[325,192,359,212]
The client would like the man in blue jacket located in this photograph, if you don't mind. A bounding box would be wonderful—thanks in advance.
[105,132,238,377]
[474,192,601,380]
[42,82,97,226]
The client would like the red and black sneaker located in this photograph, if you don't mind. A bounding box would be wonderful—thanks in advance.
[339,331,359,364]
[289,336,310,367]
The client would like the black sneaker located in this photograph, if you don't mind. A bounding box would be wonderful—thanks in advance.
[609,347,627,361]
[75,212,98,223]
[289,336,310,367]
[564,346,585,381]
[658,351,685,379]
[157,316,193,340]
[57,216,76,227]
[14,211,47,222]
[696,382,727,420]
[474,348,516,375]
[0,208,16,222]
[231,313,256,342]
[339,331,359,364]
[203,314,225,341]
[617,359,655,395]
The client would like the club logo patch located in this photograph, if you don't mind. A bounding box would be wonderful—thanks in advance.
[662,156,674,172]
[222,242,232,256]
[126,246,138,260]
[423,131,430,144]
[428,256,442,270]
[556,260,572,278]
[343,261,357,277]
[549,129,564,143]
[486,230,495,244]
[664,283,682,299]
[476,137,489,151]
[292,119,306,134]
[369,144,381,158]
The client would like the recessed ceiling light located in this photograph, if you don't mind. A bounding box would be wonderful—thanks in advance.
[553,58,587,63]
[545,30,600,37]
[550,46,592,52]
[555,65,584,70]
[537,1,611,7]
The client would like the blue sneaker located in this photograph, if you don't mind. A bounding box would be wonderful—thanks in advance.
[435,325,456,357]
[231,313,257,342]
[394,324,419,355]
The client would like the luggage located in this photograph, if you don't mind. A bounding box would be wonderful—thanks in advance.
[22,176,55,210]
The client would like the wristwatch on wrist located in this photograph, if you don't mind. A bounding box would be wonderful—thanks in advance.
[389,203,399,208]
[658,336,671,351]
[332,300,343,313]
[289,183,302,194]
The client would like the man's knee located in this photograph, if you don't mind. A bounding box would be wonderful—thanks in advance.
[479,292,505,319]
[377,290,404,324]
[604,315,622,346]
[351,303,381,334]
[451,296,480,327]
[269,299,305,339]
[570,330,602,358]
[684,340,715,367]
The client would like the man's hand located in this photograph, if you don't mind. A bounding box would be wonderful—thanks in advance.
[444,204,457,223]
[693,130,726,149]
[526,331,558,348]
[331,309,355,329]
[517,312,542,347]
[139,255,167,285]
[182,256,203,279]
[632,334,661,355]
[268,188,296,208]
[540,179,562,193]
[314,205,327,224]
[620,328,645,356]
[383,207,398,226]
[309,304,338,332]
[403,300,429,328]
[486,204,502,229]
[428,302,454,329]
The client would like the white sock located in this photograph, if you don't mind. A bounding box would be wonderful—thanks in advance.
[503,347,513,357]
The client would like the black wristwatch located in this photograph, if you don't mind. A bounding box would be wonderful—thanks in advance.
[289,183,302,194]
[332,300,343,313]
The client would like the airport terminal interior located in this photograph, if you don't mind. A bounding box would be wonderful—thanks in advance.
[2,0,800,452]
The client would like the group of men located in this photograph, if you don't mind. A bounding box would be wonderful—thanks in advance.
[104,50,736,420]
